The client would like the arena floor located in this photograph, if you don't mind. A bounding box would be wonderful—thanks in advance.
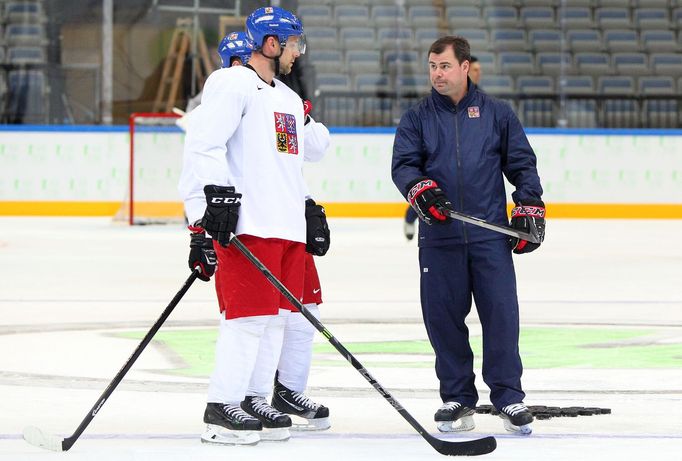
[1,217,681,460]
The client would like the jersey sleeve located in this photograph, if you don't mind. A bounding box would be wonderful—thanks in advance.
[303,118,330,163]
[178,70,249,224]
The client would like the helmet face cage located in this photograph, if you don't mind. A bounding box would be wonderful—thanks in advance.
[245,6,306,55]
[218,31,254,68]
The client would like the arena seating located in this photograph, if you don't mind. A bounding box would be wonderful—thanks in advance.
[300,0,682,128]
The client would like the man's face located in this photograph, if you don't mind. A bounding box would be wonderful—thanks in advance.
[278,35,303,75]
[469,62,481,85]
[428,47,469,100]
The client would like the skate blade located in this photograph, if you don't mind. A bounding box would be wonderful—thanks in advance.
[502,419,533,435]
[259,427,291,442]
[290,416,331,432]
[436,415,475,433]
[201,424,260,445]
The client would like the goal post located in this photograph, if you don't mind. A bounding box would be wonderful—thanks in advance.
[115,112,186,225]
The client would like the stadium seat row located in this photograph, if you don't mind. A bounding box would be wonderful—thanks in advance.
[299,5,682,30]
[315,73,682,96]
[308,49,682,78]
[317,94,681,129]
[305,26,682,52]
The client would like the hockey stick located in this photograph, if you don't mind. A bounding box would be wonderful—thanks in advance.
[441,209,541,244]
[23,269,201,452]
[230,236,496,457]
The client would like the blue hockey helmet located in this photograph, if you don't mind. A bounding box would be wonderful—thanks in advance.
[218,31,253,67]
[245,6,306,54]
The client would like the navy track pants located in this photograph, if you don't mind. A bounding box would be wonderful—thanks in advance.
[419,238,525,409]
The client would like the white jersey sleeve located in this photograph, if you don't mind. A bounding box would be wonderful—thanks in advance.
[303,118,330,163]
[179,68,247,224]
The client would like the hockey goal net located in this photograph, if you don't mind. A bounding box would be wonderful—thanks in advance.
[115,112,185,225]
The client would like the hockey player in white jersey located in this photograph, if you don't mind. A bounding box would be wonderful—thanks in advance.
[178,8,330,445]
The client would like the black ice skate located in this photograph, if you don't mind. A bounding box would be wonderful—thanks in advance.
[499,403,534,435]
[434,401,475,432]
[201,402,262,445]
[272,380,331,431]
[241,396,292,441]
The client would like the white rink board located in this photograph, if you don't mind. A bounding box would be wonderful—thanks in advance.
[1,129,681,204]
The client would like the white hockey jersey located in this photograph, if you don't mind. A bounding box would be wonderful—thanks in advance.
[179,66,328,243]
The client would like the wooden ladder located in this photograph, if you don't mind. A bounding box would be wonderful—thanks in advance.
[153,18,214,113]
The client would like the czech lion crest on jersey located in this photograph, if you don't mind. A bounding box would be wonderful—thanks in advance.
[274,112,298,155]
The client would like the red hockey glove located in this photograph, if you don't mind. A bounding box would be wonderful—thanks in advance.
[510,201,546,254]
[303,99,312,125]
[188,223,217,281]
[406,177,454,226]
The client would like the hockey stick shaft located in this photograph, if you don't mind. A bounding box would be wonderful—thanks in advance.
[442,209,540,244]
[230,236,496,456]
[26,270,200,452]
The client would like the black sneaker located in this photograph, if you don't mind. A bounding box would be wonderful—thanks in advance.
[499,403,534,435]
[434,401,475,432]
[241,396,292,441]
[272,380,331,431]
[201,403,262,445]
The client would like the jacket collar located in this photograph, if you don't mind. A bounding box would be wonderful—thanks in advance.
[430,78,476,112]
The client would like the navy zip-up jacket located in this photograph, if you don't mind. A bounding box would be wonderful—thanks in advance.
[391,80,543,247]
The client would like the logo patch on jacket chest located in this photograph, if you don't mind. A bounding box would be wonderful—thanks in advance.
[467,106,480,118]
[274,112,298,154]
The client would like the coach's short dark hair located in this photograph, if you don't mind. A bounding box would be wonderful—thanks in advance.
[428,36,471,65]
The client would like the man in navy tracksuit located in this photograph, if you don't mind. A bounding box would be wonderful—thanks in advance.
[391,36,545,435]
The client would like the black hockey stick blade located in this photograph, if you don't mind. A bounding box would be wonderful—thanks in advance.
[230,236,497,456]
[427,433,497,456]
[22,269,201,452]
[442,209,540,244]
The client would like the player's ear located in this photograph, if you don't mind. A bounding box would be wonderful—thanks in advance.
[266,36,278,51]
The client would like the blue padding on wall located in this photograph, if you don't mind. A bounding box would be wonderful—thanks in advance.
[2,125,682,136]
[328,127,682,136]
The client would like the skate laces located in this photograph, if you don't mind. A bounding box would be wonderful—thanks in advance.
[290,390,320,410]
[250,396,287,419]
[439,401,463,411]
[502,403,528,416]
[222,404,255,422]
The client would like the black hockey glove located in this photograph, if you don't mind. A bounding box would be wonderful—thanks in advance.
[510,200,546,254]
[305,198,330,256]
[406,177,454,225]
[201,185,241,247]
[188,226,216,282]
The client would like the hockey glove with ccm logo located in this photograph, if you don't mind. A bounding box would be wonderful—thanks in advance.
[201,185,241,247]
[305,199,330,256]
[510,200,546,254]
[188,223,216,282]
[406,177,454,225]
